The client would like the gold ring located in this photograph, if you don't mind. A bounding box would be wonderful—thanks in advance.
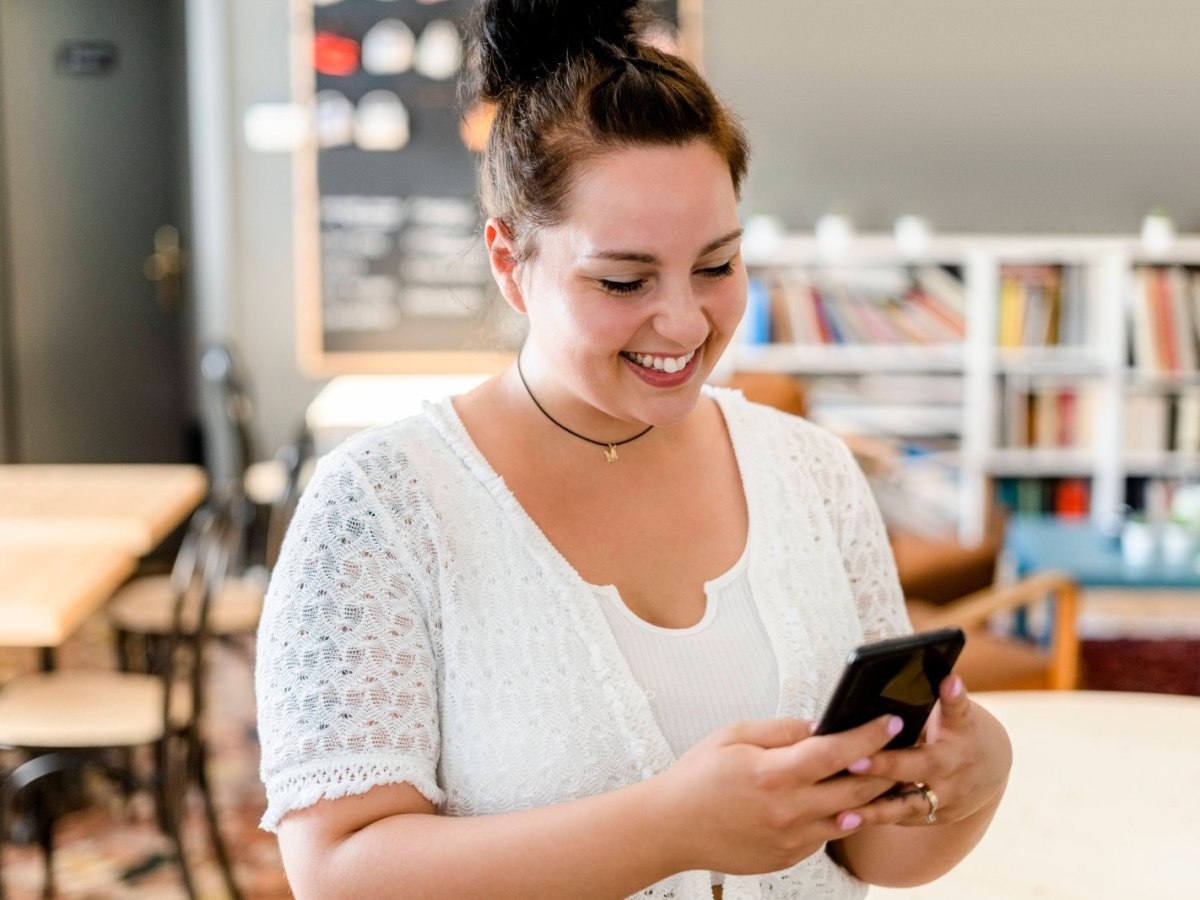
[914,782,938,824]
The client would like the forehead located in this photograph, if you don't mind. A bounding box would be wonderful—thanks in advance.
[552,141,739,253]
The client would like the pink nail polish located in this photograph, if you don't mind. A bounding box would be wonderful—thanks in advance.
[847,757,871,773]
[839,812,863,830]
[887,716,904,737]
[948,676,964,698]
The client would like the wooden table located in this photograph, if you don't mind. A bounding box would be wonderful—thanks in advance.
[0,464,207,555]
[873,690,1200,899]
[0,543,137,648]
[306,374,490,453]
[0,464,207,661]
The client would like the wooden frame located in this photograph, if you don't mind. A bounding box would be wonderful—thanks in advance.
[292,0,704,377]
[917,569,1081,691]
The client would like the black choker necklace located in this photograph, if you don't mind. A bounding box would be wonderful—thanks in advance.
[516,354,653,463]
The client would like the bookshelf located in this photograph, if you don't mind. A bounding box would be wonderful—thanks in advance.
[738,234,1200,546]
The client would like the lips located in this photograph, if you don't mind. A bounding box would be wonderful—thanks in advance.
[620,349,697,374]
[621,347,701,386]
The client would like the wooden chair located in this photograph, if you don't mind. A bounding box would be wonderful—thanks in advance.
[263,427,316,571]
[730,369,1083,691]
[906,570,1081,690]
[200,343,316,568]
[0,503,243,899]
[107,488,265,672]
[106,422,315,668]
[201,342,303,510]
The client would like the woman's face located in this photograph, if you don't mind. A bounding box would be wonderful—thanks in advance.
[501,140,746,434]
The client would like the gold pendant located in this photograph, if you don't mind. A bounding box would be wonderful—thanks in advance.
[604,444,619,463]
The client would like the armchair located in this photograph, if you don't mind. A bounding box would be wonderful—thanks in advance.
[728,370,1083,691]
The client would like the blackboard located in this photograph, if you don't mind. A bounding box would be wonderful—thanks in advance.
[294,0,694,375]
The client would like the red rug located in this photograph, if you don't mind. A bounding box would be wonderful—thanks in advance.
[1080,638,1200,696]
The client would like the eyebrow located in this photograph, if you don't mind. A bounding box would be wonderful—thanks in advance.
[586,228,744,264]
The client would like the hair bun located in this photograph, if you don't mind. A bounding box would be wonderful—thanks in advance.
[468,0,647,100]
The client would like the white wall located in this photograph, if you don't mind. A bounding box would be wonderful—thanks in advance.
[225,0,324,460]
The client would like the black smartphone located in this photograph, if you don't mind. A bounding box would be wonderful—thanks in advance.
[814,627,966,750]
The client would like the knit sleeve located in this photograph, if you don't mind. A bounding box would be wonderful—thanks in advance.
[824,435,913,644]
[254,446,445,832]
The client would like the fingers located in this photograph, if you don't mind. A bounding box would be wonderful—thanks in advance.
[834,782,936,832]
[856,680,971,784]
[937,675,969,721]
[719,717,814,750]
[771,714,904,784]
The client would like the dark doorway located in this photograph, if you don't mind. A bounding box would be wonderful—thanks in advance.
[0,0,192,463]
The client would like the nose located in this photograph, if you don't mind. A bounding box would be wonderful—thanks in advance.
[652,280,710,348]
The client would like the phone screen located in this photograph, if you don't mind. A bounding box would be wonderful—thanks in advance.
[814,628,966,749]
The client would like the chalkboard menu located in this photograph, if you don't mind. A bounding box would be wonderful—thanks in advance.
[295,0,692,374]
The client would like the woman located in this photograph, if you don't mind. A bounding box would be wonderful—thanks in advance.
[255,2,1012,897]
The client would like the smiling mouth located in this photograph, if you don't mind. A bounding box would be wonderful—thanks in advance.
[620,349,697,374]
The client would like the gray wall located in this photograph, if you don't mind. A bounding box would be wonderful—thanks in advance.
[224,0,1200,458]
[705,0,1200,233]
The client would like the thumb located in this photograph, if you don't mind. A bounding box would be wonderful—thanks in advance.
[719,717,813,749]
[937,674,969,720]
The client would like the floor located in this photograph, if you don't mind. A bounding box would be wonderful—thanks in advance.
[0,616,288,900]
[2,605,1199,899]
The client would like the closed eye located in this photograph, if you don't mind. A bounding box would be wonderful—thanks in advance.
[599,279,646,296]
[697,261,736,279]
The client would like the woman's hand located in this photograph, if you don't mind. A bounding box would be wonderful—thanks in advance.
[652,713,937,876]
[846,676,1013,828]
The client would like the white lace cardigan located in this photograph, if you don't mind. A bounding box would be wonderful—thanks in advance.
[255,386,912,899]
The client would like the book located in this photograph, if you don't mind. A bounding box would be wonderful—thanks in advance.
[1055,387,1077,447]
[1192,272,1200,361]
[1130,268,1160,371]
[1174,386,1200,453]
[998,276,1025,348]
[850,292,902,344]
[1166,266,1197,372]
[817,285,859,343]
[743,277,772,344]
[1032,388,1059,449]
[767,282,795,344]
[907,288,965,341]
[913,266,967,316]
[1150,267,1179,372]
[1021,281,1050,347]
[1054,478,1090,519]
[1057,264,1089,347]
[780,279,822,344]
[1124,391,1170,453]
[1002,378,1032,448]
[810,289,840,344]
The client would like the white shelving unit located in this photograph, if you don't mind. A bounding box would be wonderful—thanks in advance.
[738,233,1200,546]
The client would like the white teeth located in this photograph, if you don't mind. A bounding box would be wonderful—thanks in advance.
[626,350,695,373]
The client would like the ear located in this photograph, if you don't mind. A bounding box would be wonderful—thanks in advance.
[485,217,527,314]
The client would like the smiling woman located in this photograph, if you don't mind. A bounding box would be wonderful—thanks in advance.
[255,2,1013,899]
[484,140,747,441]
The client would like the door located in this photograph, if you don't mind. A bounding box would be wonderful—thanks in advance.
[0,0,190,463]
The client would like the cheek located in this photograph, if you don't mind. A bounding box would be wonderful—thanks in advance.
[562,295,641,347]
[713,274,749,328]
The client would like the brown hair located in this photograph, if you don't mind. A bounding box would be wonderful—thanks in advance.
[461,0,750,260]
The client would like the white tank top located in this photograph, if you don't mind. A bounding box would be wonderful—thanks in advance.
[593,549,780,758]
[595,551,779,889]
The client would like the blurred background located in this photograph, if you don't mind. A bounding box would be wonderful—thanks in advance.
[4,0,1198,470]
[1,1,1199,897]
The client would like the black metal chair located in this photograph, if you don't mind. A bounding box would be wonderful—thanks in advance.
[0,501,243,899]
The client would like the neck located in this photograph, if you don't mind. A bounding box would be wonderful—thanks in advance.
[513,354,654,459]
